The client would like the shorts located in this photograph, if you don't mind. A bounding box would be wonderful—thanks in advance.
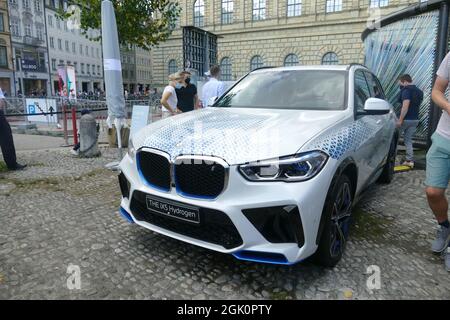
[425,132,450,189]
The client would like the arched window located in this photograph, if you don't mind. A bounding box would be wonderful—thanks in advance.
[220,57,232,81]
[221,0,234,24]
[194,0,205,27]
[321,52,339,65]
[287,0,302,17]
[284,54,299,66]
[250,55,264,71]
[168,59,178,75]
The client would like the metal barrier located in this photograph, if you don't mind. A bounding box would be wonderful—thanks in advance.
[2,95,163,146]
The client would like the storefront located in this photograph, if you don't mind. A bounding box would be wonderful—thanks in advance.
[13,46,50,96]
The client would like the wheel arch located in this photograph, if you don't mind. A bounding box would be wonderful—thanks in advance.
[315,157,358,245]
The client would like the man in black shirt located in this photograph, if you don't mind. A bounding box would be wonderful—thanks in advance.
[176,71,199,112]
[397,74,424,168]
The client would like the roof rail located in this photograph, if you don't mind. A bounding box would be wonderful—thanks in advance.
[347,63,368,70]
[251,66,276,72]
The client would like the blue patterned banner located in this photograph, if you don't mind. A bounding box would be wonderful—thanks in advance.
[364,11,439,141]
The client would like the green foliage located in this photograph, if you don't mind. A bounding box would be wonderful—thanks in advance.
[60,0,181,50]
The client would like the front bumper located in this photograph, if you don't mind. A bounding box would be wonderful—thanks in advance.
[118,153,336,264]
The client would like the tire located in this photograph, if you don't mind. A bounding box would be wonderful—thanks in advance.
[315,174,353,267]
[377,136,397,184]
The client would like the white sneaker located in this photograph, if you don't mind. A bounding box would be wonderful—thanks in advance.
[432,226,450,253]
[444,247,450,272]
[401,161,414,168]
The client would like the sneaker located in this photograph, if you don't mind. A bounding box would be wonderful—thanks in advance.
[9,164,27,171]
[401,161,414,168]
[70,149,79,156]
[445,247,450,272]
[432,226,450,253]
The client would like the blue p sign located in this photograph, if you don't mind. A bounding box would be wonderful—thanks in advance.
[28,105,36,114]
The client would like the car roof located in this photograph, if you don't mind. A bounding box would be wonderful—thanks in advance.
[251,65,367,73]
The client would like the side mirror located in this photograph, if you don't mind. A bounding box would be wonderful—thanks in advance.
[207,96,218,107]
[363,97,391,115]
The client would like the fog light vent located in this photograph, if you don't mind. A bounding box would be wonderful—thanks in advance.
[118,172,130,199]
[243,205,304,248]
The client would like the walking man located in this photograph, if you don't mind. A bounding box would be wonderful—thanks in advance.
[427,53,450,272]
[201,65,226,108]
[397,74,423,168]
[176,71,199,112]
[0,88,26,171]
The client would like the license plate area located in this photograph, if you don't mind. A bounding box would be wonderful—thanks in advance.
[145,195,200,224]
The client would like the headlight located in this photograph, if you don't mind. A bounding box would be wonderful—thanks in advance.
[127,138,136,159]
[239,151,328,182]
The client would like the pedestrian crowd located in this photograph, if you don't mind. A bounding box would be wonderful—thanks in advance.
[160,65,226,117]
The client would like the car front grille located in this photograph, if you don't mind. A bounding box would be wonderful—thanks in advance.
[130,190,243,249]
[137,151,171,191]
[175,160,226,199]
[137,149,227,199]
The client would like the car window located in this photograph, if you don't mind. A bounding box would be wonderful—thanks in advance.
[354,70,371,114]
[214,70,347,111]
[364,71,386,100]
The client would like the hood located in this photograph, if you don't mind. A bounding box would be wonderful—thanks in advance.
[133,108,346,165]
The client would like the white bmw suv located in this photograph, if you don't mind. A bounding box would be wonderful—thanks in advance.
[118,64,398,266]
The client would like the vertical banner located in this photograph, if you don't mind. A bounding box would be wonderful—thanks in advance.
[66,65,77,101]
[57,66,68,97]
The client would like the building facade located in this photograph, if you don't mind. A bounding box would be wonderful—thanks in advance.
[151,0,423,88]
[0,0,13,95]
[8,0,50,96]
[121,44,136,93]
[45,0,103,95]
[135,46,152,93]
[121,45,152,93]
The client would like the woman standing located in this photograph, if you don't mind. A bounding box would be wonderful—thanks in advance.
[161,73,182,118]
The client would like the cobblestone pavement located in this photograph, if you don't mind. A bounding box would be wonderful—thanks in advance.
[0,148,449,300]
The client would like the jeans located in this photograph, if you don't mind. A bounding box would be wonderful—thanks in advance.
[400,120,419,162]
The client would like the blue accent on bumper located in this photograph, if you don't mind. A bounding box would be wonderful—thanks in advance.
[233,251,297,266]
[119,207,135,223]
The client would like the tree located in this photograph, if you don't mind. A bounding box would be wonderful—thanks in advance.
[59,0,181,50]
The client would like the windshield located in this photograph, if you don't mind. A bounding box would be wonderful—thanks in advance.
[214,70,347,110]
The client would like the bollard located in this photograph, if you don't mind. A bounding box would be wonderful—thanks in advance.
[71,106,78,146]
[63,104,68,146]
[79,113,101,158]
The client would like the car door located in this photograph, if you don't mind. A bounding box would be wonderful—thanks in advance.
[364,71,393,169]
[353,69,385,186]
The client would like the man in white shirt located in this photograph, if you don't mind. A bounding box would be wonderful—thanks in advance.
[201,65,226,107]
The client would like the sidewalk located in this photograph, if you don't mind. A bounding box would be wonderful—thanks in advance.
[12,134,66,152]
